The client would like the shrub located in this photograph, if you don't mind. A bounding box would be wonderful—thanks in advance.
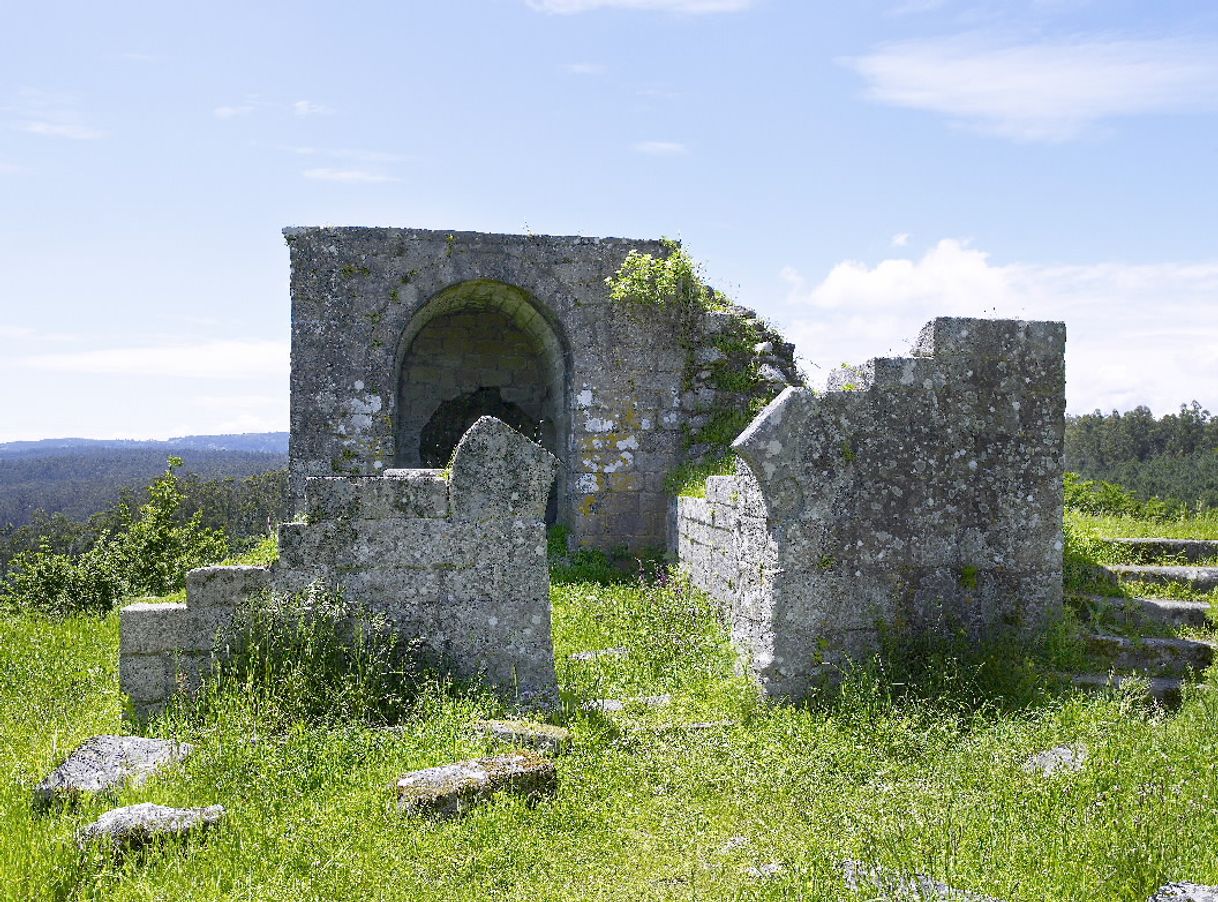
[0,458,228,614]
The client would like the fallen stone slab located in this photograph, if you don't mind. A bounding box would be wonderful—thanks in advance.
[78,803,224,852]
[473,719,572,755]
[396,752,556,817]
[843,860,1004,901]
[1023,744,1087,776]
[581,698,625,713]
[1085,633,1214,678]
[35,736,193,808]
[569,647,628,662]
[1150,884,1218,902]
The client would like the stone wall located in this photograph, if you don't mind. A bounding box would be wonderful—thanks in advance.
[120,417,559,719]
[285,228,798,551]
[676,317,1067,701]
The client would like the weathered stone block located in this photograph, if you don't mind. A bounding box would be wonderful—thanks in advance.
[79,803,224,852]
[185,565,270,610]
[473,720,572,755]
[35,736,193,807]
[396,753,556,817]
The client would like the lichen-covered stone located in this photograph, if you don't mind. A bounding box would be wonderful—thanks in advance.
[679,317,1066,700]
[78,803,224,851]
[473,719,572,754]
[1150,883,1218,901]
[34,736,193,807]
[1023,744,1087,776]
[396,752,557,817]
[843,860,1005,901]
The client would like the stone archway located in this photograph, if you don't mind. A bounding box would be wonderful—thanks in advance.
[394,279,568,522]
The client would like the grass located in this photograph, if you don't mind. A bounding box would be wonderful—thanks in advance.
[1068,510,1218,541]
[5,561,1218,900]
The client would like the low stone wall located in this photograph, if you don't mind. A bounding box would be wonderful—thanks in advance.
[676,317,1067,701]
[120,417,559,719]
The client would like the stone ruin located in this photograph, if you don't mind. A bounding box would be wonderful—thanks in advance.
[119,228,1066,715]
[121,416,559,718]
[677,317,1066,699]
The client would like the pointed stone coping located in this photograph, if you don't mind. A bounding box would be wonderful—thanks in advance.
[1105,565,1218,593]
[1150,883,1218,901]
[396,752,557,817]
[1102,538,1218,565]
[79,802,224,852]
[472,720,572,755]
[1074,595,1211,630]
[1072,672,1185,707]
[842,860,1004,901]
[34,736,193,808]
[1084,633,1214,679]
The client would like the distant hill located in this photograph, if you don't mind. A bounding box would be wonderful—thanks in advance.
[0,433,288,527]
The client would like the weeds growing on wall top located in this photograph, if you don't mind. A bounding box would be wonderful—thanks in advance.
[605,238,728,313]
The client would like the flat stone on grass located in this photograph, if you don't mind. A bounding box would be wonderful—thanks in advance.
[1150,884,1218,902]
[581,699,625,713]
[396,752,556,817]
[473,719,572,755]
[569,647,628,662]
[35,736,193,808]
[843,860,1004,901]
[79,802,224,852]
[1023,744,1087,776]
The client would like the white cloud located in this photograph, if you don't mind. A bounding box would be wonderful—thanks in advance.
[632,140,689,155]
[776,239,1218,414]
[302,167,399,183]
[292,99,332,116]
[286,146,408,163]
[528,0,751,12]
[564,62,607,75]
[7,89,106,140]
[19,339,288,380]
[213,104,255,119]
[846,36,1218,141]
[891,232,910,247]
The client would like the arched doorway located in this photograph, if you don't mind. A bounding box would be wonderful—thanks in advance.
[394,280,568,522]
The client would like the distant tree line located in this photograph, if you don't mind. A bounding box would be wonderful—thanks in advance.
[1065,402,1218,508]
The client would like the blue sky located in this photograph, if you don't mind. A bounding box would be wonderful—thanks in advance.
[1,0,1216,441]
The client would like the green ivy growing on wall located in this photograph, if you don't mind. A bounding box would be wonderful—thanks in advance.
[606,239,792,498]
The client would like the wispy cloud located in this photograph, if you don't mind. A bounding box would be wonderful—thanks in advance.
[292,99,332,116]
[564,62,607,75]
[776,239,1218,414]
[891,232,910,247]
[285,146,409,163]
[8,89,106,140]
[632,140,689,155]
[213,104,256,119]
[19,339,288,380]
[528,0,752,13]
[846,36,1218,141]
[302,167,399,183]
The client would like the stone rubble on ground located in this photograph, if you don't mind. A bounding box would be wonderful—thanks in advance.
[843,860,1005,901]
[34,736,193,807]
[472,720,572,755]
[396,752,557,817]
[1149,884,1218,902]
[1023,744,1087,776]
[745,862,783,879]
[581,699,625,713]
[569,647,629,662]
[78,802,224,852]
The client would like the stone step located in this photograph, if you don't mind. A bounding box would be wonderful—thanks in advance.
[1084,633,1214,678]
[1102,537,1218,564]
[1104,565,1218,593]
[1071,594,1212,630]
[1072,672,1184,707]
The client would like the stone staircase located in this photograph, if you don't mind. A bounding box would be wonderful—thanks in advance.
[1070,538,1218,707]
